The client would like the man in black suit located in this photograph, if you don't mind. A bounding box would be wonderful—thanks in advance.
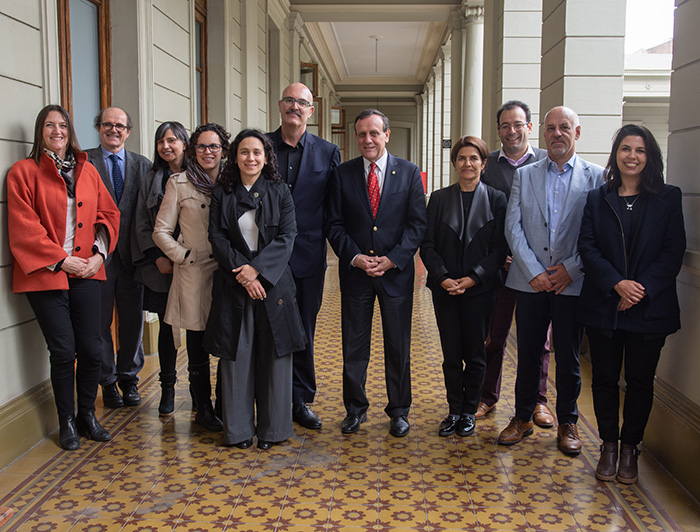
[267,83,341,430]
[86,107,151,409]
[327,109,427,437]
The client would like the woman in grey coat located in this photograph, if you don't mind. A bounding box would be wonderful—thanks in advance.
[205,129,305,450]
[132,121,188,415]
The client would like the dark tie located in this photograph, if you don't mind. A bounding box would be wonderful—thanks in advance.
[367,162,380,218]
[110,154,124,202]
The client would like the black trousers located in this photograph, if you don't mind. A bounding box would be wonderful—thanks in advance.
[432,289,494,415]
[157,312,178,385]
[26,278,102,417]
[99,250,145,386]
[291,271,325,404]
[514,291,583,424]
[341,278,413,418]
[587,327,666,445]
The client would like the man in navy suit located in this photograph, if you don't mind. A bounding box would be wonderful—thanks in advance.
[267,83,340,430]
[497,106,604,454]
[327,109,427,437]
[87,107,150,409]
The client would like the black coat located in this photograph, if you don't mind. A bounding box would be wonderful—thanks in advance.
[420,181,508,296]
[204,178,306,360]
[577,184,686,335]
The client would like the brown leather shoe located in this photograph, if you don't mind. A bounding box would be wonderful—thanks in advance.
[498,417,534,445]
[475,402,494,420]
[557,423,582,455]
[595,442,618,481]
[617,444,640,484]
[533,404,554,428]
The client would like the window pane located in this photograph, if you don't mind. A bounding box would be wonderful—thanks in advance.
[69,0,101,148]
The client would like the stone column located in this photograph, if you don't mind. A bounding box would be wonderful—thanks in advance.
[539,0,625,165]
[482,0,543,148]
[287,12,304,84]
[441,45,452,187]
[461,2,484,138]
[432,63,443,194]
[449,11,465,144]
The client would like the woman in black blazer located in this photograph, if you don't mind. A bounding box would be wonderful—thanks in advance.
[205,129,305,450]
[578,124,685,484]
[421,136,508,438]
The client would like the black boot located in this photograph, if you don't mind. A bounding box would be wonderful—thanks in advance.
[59,415,80,451]
[159,373,177,415]
[76,411,112,441]
[190,365,222,432]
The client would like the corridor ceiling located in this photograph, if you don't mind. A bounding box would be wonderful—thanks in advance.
[289,0,463,103]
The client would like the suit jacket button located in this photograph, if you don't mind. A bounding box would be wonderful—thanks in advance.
[77,202,83,207]
[277,298,284,305]
[209,254,214,259]
[369,250,374,254]
[544,247,548,251]
[373,226,377,231]
[201,204,206,208]
[75,246,81,252]
[78,222,83,228]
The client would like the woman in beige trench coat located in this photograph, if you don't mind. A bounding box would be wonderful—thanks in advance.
[153,123,230,431]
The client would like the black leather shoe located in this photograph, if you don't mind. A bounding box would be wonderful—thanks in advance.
[257,440,274,450]
[438,414,459,437]
[58,415,80,451]
[390,415,410,438]
[195,404,223,432]
[102,383,124,409]
[456,414,476,437]
[293,403,322,430]
[118,381,141,406]
[341,412,367,434]
[231,439,253,449]
[76,411,112,441]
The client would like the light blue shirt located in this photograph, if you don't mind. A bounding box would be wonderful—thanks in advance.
[546,154,577,261]
[100,145,126,189]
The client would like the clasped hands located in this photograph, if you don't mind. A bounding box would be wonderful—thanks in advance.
[614,279,646,311]
[529,264,573,295]
[440,276,476,296]
[61,254,103,278]
[233,264,266,300]
[353,254,395,277]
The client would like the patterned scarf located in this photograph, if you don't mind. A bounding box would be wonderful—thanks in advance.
[185,160,221,197]
[44,148,77,198]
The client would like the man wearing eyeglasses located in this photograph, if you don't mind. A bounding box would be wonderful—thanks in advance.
[87,107,151,410]
[477,100,554,428]
[267,83,341,430]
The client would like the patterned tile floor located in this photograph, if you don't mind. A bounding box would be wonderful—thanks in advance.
[2,254,700,531]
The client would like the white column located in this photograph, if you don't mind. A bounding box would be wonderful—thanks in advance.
[449,11,464,144]
[432,63,443,194]
[539,0,625,165]
[441,45,452,187]
[461,3,484,138]
[241,0,259,126]
[287,11,304,84]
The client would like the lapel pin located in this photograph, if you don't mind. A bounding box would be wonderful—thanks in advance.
[254,192,259,197]
[392,171,396,175]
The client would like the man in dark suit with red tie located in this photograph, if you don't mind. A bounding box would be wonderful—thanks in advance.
[267,83,341,430]
[327,109,427,437]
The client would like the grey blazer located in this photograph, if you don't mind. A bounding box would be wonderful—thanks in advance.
[86,147,151,269]
[504,155,604,296]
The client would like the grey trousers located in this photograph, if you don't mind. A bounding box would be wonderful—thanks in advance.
[220,299,293,445]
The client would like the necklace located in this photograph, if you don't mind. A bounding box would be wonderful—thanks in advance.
[622,194,640,211]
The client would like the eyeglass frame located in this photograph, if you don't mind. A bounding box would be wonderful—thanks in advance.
[195,143,224,153]
[99,121,130,132]
[498,121,529,132]
[280,97,313,109]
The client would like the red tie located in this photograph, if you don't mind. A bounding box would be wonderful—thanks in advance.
[367,162,380,218]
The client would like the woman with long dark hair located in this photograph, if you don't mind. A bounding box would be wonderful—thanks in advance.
[205,129,305,450]
[420,135,508,438]
[578,124,686,484]
[7,105,120,450]
[153,123,230,431]
[132,121,189,414]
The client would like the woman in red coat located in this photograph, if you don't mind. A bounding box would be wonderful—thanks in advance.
[7,105,120,450]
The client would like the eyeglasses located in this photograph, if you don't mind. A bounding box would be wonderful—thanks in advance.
[281,97,312,108]
[498,122,527,132]
[99,122,128,132]
[195,143,223,153]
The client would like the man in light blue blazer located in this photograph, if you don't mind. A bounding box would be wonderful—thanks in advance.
[497,106,604,455]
